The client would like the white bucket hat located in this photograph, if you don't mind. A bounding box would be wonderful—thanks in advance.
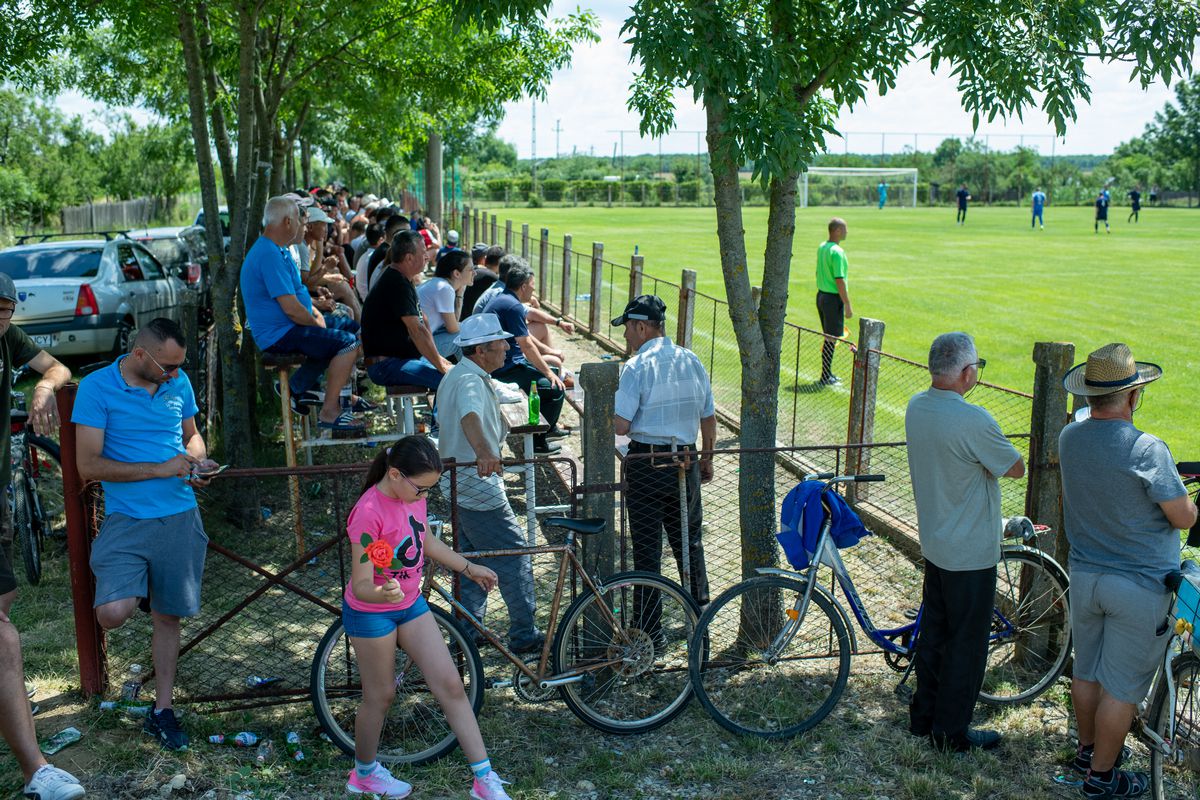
[454,313,513,347]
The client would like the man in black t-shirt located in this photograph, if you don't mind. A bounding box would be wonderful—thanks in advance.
[364,214,410,296]
[955,184,971,224]
[1127,188,1141,223]
[460,243,499,318]
[360,231,452,390]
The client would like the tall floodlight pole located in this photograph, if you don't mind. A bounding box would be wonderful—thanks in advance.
[554,119,563,160]
[531,101,537,200]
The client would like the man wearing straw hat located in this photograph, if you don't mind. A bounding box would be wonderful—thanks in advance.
[1060,343,1197,798]
[905,331,1024,753]
[436,313,543,654]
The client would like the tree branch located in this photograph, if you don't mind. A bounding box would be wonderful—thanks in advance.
[794,0,914,106]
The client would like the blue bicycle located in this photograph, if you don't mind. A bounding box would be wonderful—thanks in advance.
[688,473,1072,738]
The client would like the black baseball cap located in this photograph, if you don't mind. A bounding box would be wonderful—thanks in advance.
[612,294,666,326]
[0,273,17,304]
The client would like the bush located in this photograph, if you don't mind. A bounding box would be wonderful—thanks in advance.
[485,178,510,201]
[541,179,566,202]
[527,193,543,208]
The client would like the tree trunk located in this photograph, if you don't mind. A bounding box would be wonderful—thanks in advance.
[425,131,443,225]
[300,138,311,188]
[197,1,236,209]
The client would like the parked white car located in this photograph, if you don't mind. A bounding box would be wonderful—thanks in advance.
[0,236,188,358]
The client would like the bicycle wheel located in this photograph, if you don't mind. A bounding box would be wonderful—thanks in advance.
[13,471,40,586]
[1149,651,1200,800]
[689,574,851,738]
[552,571,699,734]
[310,605,484,765]
[978,547,1071,705]
[26,435,63,539]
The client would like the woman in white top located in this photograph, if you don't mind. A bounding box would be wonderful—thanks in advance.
[416,249,474,359]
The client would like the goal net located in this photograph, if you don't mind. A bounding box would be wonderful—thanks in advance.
[800,167,918,208]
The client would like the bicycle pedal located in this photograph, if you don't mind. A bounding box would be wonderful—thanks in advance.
[902,608,918,621]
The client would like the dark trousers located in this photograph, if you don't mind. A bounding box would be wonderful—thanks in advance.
[1128,208,1139,222]
[815,291,843,382]
[491,361,564,428]
[956,205,967,223]
[627,445,710,635]
[910,560,996,739]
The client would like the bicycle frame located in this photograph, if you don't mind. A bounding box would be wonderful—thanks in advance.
[419,536,640,691]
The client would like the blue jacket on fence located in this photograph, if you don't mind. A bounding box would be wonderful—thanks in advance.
[777,481,870,570]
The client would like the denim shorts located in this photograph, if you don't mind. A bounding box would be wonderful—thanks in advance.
[342,595,430,638]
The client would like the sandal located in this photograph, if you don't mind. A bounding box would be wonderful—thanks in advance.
[1071,744,1132,775]
[318,409,366,433]
[1081,767,1149,798]
[350,395,378,413]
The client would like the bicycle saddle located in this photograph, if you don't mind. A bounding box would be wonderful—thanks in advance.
[544,517,606,535]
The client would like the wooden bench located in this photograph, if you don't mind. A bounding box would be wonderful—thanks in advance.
[384,384,433,437]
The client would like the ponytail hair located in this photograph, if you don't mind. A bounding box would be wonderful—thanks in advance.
[360,435,443,497]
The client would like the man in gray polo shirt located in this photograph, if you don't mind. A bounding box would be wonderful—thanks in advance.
[905,332,1024,752]
[436,314,541,653]
[1060,343,1196,797]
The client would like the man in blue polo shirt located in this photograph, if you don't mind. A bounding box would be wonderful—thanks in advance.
[73,318,218,752]
[488,261,566,454]
[240,196,364,433]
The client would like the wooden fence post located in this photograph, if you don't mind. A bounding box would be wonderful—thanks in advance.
[538,228,549,299]
[463,205,471,244]
[677,269,697,350]
[474,209,482,243]
[504,219,513,252]
[589,242,605,333]
[845,317,886,503]
[490,214,498,244]
[1027,341,1075,565]
[521,223,530,259]
[629,254,644,300]
[561,234,573,318]
[580,361,619,580]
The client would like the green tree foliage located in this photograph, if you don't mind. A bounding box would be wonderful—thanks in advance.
[1148,74,1200,199]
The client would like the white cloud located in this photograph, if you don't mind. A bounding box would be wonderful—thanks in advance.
[498,3,1177,159]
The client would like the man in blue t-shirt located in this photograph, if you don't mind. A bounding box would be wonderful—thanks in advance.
[877,181,888,209]
[73,318,218,752]
[488,260,566,454]
[1031,188,1046,229]
[240,196,364,433]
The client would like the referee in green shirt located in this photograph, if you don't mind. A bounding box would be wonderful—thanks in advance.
[815,218,853,385]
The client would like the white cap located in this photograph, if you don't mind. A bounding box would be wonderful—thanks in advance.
[305,206,333,224]
[447,229,460,245]
[454,313,513,347]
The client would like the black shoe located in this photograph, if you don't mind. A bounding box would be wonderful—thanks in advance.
[533,437,561,455]
[543,426,571,440]
[138,595,151,614]
[511,633,547,655]
[1081,767,1150,798]
[930,728,1002,752]
[144,707,189,751]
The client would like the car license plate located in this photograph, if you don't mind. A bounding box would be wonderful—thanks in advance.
[31,334,58,348]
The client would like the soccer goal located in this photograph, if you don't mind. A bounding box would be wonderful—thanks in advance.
[800,167,919,208]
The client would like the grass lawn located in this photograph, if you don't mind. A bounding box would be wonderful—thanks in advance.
[474,203,1199,455]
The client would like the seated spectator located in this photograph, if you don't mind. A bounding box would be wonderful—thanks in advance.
[346,218,367,264]
[301,206,361,321]
[478,255,573,370]
[436,229,460,264]
[473,248,510,313]
[360,230,452,390]
[487,263,567,453]
[353,223,385,301]
[241,196,364,433]
[364,214,410,298]
[461,244,501,317]
[417,249,474,360]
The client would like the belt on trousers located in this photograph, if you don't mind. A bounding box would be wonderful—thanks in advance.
[628,441,697,468]
[364,356,391,366]
[628,441,696,452]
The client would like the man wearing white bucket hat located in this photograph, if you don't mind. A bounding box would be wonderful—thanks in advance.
[435,314,542,653]
[1060,343,1197,798]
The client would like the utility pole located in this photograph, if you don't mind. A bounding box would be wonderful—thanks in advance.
[531,101,537,200]
[553,119,563,160]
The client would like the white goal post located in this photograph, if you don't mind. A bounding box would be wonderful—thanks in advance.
[800,167,919,208]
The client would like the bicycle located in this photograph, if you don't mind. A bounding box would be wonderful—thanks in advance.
[688,472,1071,738]
[7,366,64,586]
[310,516,701,765]
[1138,461,1200,800]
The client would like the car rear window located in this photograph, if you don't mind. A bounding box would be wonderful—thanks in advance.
[195,211,231,236]
[0,249,102,279]
[140,239,185,266]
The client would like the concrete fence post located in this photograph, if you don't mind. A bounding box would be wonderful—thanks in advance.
[845,317,886,504]
[538,228,550,299]
[504,219,513,252]
[1027,341,1075,565]
[521,223,530,259]
[589,242,605,333]
[580,361,619,580]
[677,269,697,350]
[561,234,573,318]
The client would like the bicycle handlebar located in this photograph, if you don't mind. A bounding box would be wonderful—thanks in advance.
[806,473,886,483]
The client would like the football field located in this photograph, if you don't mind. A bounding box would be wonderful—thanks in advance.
[476,203,1198,455]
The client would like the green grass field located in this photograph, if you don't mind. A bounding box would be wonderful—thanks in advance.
[477,204,1199,455]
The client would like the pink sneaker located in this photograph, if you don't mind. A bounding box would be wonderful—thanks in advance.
[471,770,513,800]
[346,765,413,798]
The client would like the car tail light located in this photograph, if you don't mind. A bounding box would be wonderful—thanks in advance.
[185,262,201,285]
[75,284,98,316]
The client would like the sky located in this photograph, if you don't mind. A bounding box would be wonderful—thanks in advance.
[495,0,1178,159]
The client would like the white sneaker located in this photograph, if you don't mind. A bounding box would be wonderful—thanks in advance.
[471,770,513,800]
[23,763,86,799]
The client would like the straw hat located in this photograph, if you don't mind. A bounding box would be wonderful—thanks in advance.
[1062,342,1162,396]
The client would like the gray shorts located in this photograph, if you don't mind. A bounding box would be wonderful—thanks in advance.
[91,508,208,618]
[1071,570,1172,704]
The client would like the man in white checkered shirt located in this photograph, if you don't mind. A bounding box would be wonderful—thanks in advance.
[613,295,716,622]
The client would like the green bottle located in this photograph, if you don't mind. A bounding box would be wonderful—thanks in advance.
[528,381,540,425]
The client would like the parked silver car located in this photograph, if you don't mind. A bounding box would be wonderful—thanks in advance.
[0,236,187,357]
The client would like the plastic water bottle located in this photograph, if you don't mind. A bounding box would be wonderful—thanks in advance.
[255,739,274,764]
[528,381,540,425]
[121,664,144,702]
[285,731,305,761]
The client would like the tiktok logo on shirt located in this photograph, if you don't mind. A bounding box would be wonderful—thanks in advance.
[393,515,425,568]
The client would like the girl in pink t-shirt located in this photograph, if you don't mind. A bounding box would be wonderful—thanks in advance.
[342,436,512,800]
